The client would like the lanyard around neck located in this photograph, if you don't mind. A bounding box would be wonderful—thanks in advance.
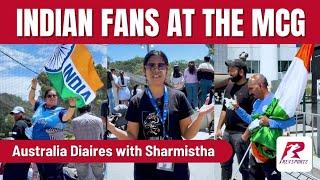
[145,86,169,138]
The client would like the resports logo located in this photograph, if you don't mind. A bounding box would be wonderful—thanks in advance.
[277,137,312,172]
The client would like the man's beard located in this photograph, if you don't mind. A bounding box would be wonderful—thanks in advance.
[230,73,242,82]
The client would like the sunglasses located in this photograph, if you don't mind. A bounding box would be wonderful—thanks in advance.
[145,63,167,71]
[46,94,57,98]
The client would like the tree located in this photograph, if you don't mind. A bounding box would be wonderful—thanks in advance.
[109,56,144,75]
[0,92,38,137]
[206,44,215,65]
[206,44,215,56]
[37,72,50,97]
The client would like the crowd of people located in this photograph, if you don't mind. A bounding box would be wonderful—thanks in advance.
[1,49,297,180]
[106,55,214,113]
[169,56,214,110]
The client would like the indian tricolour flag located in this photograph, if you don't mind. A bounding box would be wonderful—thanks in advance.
[251,44,314,161]
[45,44,104,107]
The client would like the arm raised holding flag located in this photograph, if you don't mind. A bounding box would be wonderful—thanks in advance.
[29,78,76,122]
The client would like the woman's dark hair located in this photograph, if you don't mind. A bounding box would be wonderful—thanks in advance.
[132,84,139,97]
[143,50,169,66]
[173,65,182,78]
[44,88,56,98]
[107,70,113,83]
[188,61,196,74]
[119,71,124,85]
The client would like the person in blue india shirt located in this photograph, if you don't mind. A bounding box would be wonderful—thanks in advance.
[231,74,295,180]
[27,78,76,180]
[106,50,214,180]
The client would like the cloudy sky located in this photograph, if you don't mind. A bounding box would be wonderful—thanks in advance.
[0,44,208,100]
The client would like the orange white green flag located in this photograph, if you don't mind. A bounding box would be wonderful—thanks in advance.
[45,44,104,107]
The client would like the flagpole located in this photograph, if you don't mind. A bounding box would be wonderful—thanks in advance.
[232,141,252,180]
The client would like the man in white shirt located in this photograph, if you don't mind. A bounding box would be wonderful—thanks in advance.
[197,56,214,106]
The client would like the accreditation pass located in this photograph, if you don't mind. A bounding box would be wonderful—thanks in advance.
[157,162,174,172]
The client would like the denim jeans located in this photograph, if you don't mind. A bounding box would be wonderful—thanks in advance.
[221,130,250,180]
[107,88,115,114]
[199,79,213,106]
[185,83,199,109]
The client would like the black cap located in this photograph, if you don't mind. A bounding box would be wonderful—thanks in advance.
[225,59,247,73]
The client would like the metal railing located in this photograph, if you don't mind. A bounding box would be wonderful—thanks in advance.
[286,111,320,179]
[293,111,318,155]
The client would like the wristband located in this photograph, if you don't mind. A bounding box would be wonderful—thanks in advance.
[69,105,76,108]
[31,87,36,90]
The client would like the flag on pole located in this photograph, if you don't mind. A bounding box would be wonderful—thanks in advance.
[45,44,104,107]
[250,44,314,162]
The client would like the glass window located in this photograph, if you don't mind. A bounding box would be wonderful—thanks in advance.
[246,60,260,73]
[278,60,291,72]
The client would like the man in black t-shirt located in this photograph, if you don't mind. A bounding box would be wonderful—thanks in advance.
[3,106,31,180]
[216,59,255,180]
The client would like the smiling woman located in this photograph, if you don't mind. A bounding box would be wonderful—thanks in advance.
[106,50,214,180]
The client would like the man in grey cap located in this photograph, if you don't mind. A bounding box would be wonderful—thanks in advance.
[215,59,255,180]
[3,106,31,179]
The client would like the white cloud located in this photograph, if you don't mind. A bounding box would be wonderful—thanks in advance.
[35,45,57,58]
[88,44,108,56]
[0,45,54,74]
[0,60,16,71]
[87,44,108,65]
[0,76,40,101]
